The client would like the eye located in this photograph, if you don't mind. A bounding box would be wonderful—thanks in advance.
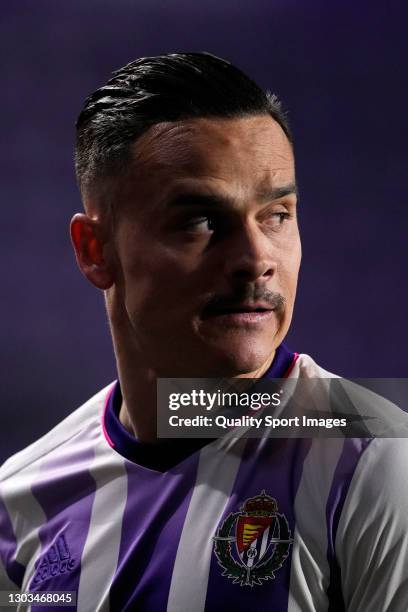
[275,212,291,223]
[264,211,292,229]
[183,216,216,233]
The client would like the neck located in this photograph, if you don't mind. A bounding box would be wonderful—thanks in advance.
[119,385,157,443]
[114,345,276,444]
[114,342,159,444]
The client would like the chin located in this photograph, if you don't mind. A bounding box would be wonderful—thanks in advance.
[194,315,284,376]
[200,341,275,378]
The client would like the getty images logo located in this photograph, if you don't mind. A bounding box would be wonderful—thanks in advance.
[33,533,75,584]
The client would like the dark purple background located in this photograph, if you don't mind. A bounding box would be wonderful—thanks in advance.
[2,1,407,462]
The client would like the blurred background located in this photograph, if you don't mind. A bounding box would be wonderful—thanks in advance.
[2,0,407,462]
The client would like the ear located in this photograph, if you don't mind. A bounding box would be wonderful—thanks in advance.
[70,213,115,290]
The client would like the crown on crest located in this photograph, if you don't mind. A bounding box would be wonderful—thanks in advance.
[242,490,277,516]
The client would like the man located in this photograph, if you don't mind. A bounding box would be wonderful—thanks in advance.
[1,52,407,611]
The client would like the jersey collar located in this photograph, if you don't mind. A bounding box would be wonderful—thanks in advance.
[103,344,298,469]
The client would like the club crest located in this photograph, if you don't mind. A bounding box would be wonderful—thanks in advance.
[213,490,292,587]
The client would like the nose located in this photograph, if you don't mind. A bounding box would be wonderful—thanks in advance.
[223,220,276,283]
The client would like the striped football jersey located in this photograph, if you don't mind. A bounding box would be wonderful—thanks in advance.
[1,345,408,611]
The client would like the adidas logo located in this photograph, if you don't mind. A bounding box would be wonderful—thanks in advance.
[33,534,75,584]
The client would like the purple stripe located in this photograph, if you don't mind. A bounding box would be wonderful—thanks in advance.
[326,438,373,611]
[203,344,305,611]
[28,426,98,609]
[0,494,25,586]
[205,436,312,611]
[109,454,200,611]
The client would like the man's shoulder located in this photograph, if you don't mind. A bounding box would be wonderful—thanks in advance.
[0,382,114,481]
[295,353,408,438]
[294,352,336,378]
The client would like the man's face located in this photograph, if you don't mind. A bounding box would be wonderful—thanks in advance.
[111,115,301,377]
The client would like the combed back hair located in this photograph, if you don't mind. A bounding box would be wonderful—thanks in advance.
[75,52,292,199]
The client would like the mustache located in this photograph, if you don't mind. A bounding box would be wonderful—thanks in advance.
[203,286,286,314]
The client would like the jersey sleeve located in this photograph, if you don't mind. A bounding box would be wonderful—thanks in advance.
[0,494,24,590]
[337,437,408,611]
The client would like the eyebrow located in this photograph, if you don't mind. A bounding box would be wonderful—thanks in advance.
[166,182,298,209]
[255,183,298,201]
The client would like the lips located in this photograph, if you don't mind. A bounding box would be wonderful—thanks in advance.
[203,302,273,317]
[200,302,276,328]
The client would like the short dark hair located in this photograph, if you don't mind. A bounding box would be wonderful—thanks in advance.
[75,52,292,199]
